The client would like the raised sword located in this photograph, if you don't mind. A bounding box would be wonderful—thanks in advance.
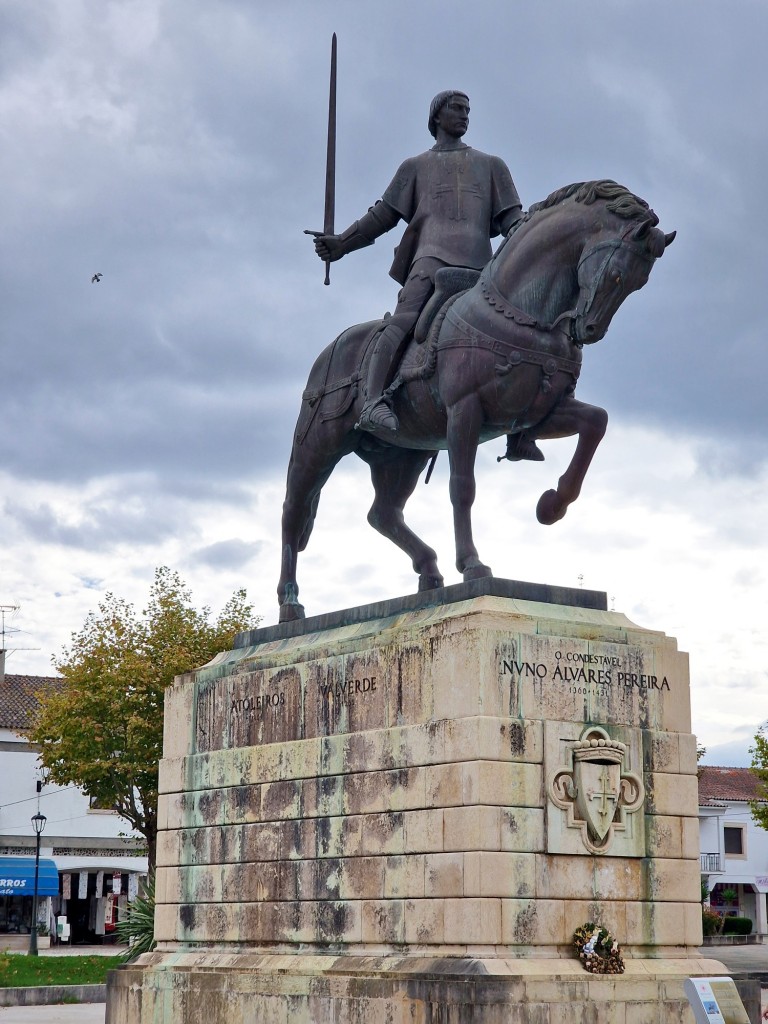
[304,33,337,285]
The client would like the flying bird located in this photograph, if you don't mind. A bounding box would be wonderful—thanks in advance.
[91,273,103,283]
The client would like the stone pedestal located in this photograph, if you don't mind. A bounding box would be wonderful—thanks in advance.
[107,579,725,1022]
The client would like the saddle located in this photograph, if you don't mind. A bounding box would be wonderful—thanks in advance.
[413,266,481,343]
[296,268,481,445]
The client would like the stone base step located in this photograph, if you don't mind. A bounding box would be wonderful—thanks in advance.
[107,952,734,1024]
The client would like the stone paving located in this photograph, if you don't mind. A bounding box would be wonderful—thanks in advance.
[39,944,126,957]
[703,944,768,1019]
[0,1006,105,1023]
[703,942,768,976]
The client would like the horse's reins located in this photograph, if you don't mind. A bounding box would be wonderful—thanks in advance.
[479,272,576,336]
[573,230,657,326]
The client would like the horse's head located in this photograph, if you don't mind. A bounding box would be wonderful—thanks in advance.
[572,219,675,345]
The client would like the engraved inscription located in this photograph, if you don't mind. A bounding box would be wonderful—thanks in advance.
[196,666,303,751]
[230,692,286,717]
[501,652,670,691]
[320,676,377,708]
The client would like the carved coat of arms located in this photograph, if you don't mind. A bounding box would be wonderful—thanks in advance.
[549,725,645,855]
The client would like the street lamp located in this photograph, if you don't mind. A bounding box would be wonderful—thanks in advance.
[28,812,47,956]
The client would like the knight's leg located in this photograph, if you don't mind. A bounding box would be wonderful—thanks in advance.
[367,450,444,591]
[357,259,440,434]
[499,431,545,463]
[357,321,408,432]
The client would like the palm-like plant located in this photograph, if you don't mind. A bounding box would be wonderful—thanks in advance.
[115,873,156,960]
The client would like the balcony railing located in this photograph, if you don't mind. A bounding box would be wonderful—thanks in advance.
[700,852,723,873]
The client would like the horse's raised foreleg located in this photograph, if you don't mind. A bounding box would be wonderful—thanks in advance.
[278,448,340,622]
[533,397,608,525]
[367,451,444,591]
[447,396,492,580]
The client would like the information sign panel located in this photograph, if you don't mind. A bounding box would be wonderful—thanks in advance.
[684,978,749,1024]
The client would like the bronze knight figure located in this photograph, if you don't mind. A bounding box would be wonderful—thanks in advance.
[314,91,533,446]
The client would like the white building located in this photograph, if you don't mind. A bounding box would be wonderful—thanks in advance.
[0,667,148,949]
[699,765,768,936]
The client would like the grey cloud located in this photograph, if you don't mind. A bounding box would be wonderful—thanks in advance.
[700,721,766,770]
[692,438,767,483]
[190,538,265,570]
[1,0,766,507]
[3,490,182,550]
[699,739,754,769]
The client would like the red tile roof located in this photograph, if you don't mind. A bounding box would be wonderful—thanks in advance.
[698,765,767,804]
[0,674,64,732]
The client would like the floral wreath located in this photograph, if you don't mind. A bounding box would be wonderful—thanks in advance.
[573,922,625,974]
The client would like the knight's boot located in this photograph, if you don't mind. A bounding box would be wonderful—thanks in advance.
[498,432,545,463]
[357,323,407,433]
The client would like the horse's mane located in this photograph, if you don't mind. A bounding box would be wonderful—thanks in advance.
[526,180,658,225]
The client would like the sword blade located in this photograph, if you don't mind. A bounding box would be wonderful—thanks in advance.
[323,33,337,285]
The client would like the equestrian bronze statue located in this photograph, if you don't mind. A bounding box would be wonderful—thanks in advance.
[278,88,674,622]
[278,175,675,622]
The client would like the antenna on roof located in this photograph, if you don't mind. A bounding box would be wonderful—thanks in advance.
[0,604,19,631]
[0,605,39,683]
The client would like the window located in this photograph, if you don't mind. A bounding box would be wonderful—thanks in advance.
[88,794,116,812]
[0,894,33,934]
[723,825,746,857]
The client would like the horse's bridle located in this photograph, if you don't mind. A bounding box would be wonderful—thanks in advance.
[572,226,657,341]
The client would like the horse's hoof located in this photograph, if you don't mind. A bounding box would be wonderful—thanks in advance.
[418,573,445,592]
[279,601,306,623]
[536,489,567,525]
[462,563,493,582]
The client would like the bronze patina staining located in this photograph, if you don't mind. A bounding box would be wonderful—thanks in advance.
[280,121,674,620]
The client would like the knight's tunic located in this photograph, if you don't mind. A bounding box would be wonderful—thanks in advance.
[381,142,521,285]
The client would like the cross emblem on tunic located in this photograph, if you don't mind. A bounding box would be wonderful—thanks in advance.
[434,166,482,221]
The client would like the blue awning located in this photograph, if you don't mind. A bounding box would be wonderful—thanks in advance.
[0,857,59,897]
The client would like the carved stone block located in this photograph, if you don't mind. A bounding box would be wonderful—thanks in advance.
[112,587,718,1024]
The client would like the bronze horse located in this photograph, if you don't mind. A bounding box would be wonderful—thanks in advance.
[278,181,675,622]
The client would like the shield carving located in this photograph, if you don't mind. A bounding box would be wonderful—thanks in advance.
[549,725,646,855]
[574,760,621,844]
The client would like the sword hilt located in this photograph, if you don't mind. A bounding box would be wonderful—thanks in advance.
[304,230,332,285]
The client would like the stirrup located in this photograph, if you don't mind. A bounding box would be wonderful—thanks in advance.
[356,398,399,434]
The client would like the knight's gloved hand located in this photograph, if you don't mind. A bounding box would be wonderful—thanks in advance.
[313,234,346,262]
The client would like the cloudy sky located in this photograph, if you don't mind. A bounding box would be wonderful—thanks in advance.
[1,0,766,766]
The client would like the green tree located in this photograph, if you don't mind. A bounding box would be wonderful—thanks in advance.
[27,568,258,870]
[696,741,706,779]
[749,723,768,831]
